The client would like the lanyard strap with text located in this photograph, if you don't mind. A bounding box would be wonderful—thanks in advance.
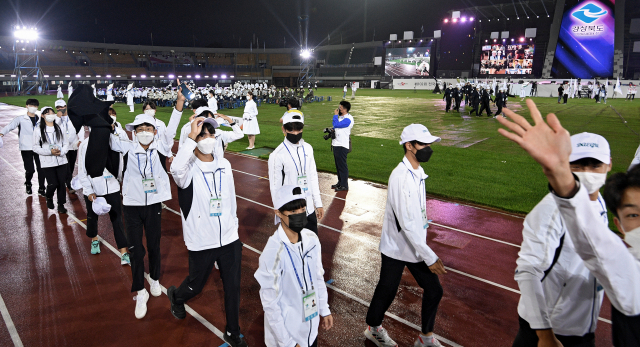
[137,150,154,178]
[283,242,314,293]
[283,142,306,176]
[201,168,223,198]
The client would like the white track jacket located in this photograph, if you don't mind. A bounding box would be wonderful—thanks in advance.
[32,125,69,168]
[255,226,330,347]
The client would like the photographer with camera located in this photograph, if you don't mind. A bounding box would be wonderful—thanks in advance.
[330,101,353,192]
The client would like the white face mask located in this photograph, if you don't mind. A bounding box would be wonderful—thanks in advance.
[110,116,117,123]
[136,131,154,145]
[45,114,57,123]
[27,106,38,114]
[144,109,156,117]
[246,96,251,100]
[574,171,607,194]
[196,137,216,155]
[622,225,640,261]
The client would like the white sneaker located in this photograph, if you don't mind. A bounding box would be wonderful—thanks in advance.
[364,326,398,347]
[150,279,162,297]
[215,261,219,270]
[414,335,443,347]
[134,289,149,319]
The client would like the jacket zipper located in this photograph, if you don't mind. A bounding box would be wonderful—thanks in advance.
[297,246,313,347]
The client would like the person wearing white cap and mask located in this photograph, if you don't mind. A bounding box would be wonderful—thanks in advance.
[177,101,243,158]
[364,124,446,347]
[77,130,129,263]
[511,132,611,347]
[54,99,83,194]
[166,117,248,347]
[242,91,260,149]
[108,86,186,319]
[0,98,46,195]
[141,101,172,173]
[268,111,323,234]
[32,106,70,214]
[254,185,333,347]
[497,99,640,346]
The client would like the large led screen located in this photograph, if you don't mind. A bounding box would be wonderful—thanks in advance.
[551,0,614,78]
[385,46,431,77]
[480,44,535,74]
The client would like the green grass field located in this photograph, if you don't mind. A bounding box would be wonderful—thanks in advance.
[2,88,639,216]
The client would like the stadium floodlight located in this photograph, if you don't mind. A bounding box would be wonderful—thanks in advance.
[195,75,201,79]
[75,75,81,78]
[132,75,137,78]
[461,17,467,22]
[470,17,474,21]
[230,75,235,78]
[141,75,146,78]
[221,74,227,79]
[300,49,311,59]
[168,74,175,78]
[187,75,192,78]
[204,75,209,78]
[150,75,155,78]
[213,75,218,78]
[14,28,38,41]
[452,18,458,23]
[444,19,449,23]
[159,75,164,78]
[106,75,111,78]
[178,75,183,78]
[96,75,101,77]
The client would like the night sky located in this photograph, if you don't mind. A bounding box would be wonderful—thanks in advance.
[0,0,496,49]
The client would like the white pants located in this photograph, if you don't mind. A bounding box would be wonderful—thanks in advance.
[129,105,134,112]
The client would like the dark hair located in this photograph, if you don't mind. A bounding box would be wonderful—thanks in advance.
[283,119,304,132]
[403,140,427,154]
[278,187,307,213]
[190,99,208,110]
[199,110,215,118]
[247,91,254,97]
[570,157,605,167]
[603,166,640,218]
[109,107,117,116]
[197,122,216,138]
[133,122,155,131]
[26,99,39,107]
[287,97,300,109]
[142,100,157,110]
[339,100,351,112]
[39,110,63,146]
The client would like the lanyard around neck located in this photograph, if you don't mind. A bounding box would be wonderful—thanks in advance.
[283,142,306,176]
[201,167,223,198]
[283,241,314,293]
[137,150,154,178]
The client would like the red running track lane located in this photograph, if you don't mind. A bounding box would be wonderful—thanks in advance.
[0,103,613,346]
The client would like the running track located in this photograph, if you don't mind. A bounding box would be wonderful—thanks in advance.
[0,103,613,346]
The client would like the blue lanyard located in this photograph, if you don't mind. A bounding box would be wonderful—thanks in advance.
[403,162,426,211]
[596,195,608,224]
[283,242,314,293]
[137,150,154,178]
[201,168,223,198]
[283,142,306,176]
[45,130,56,145]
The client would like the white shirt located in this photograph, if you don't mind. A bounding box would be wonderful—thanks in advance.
[268,138,322,216]
[379,157,437,265]
[331,113,353,149]
[77,138,122,196]
[243,99,258,120]
[553,183,640,316]
[170,139,239,251]
[32,125,69,168]
[254,226,330,347]
[515,193,605,335]
[1,113,40,151]
[208,97,218,112]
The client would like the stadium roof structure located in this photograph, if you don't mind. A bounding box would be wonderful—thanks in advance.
[446,0,556,21]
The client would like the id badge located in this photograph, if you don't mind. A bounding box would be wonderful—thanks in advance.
[297,175,308,193]
[142,178,157,194]
[210,198,222,217]
[49,144,59,151]
[422,208,429,229]
[302,291,318,322]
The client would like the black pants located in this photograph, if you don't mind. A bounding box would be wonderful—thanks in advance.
[306,211,318,234]
[454,98,461,111]
[42,164,68,205]
[470,103,479,116]
[366,254,443,334]
[174,240,243,335]
[445,98,451,111]
[20,150,45,189]
[332,146,349,189]
[123,203,162,292]
[158,152,168,173]
[479,102,492,116]
[65,150,77,189]
[563,95,568,104]
[496,104,503,116]
[84,192,127,249]
[611,305,640,347]
[512,316,595,347]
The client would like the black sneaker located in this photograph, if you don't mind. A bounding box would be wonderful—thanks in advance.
[167,286,186,319]
[335,185,349,192]
[38,188,46,197]
[57,205,67,214]
[46,198,55,210]
[25,185,32,195]
[331,184,339,189]
[223,331,248,347]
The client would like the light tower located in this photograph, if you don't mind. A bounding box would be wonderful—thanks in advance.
[11,26,48,94]
[297,15,315,87]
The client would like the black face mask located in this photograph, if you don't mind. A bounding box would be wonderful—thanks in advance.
[286,132,303,144]
[286,212,308,233]
[415,146,433,162]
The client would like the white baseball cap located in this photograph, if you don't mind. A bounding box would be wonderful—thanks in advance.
[282,112,304,125]
[54,99,67,107]
[399,124,441,145]
[569,132,610,164]
[91,197,112,216]
[273,185,307,225]
[70,176,83,191]
[195,106,213,117]
[126,114,156,132]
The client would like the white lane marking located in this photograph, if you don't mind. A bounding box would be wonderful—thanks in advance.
[0,292,23,347]
[160,206,462,346]
[0,156,21,174]
[227,151,524,219]
[444,267,520,294]
[231,168,519,247]
[64,211,226,340]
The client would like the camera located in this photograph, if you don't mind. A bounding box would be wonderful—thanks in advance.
[323,127,336,140]
[279,98,289,107]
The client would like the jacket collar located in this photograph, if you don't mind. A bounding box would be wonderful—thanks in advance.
[132,140,159,154]
[402,156,428,180]
[277,224,304,248]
